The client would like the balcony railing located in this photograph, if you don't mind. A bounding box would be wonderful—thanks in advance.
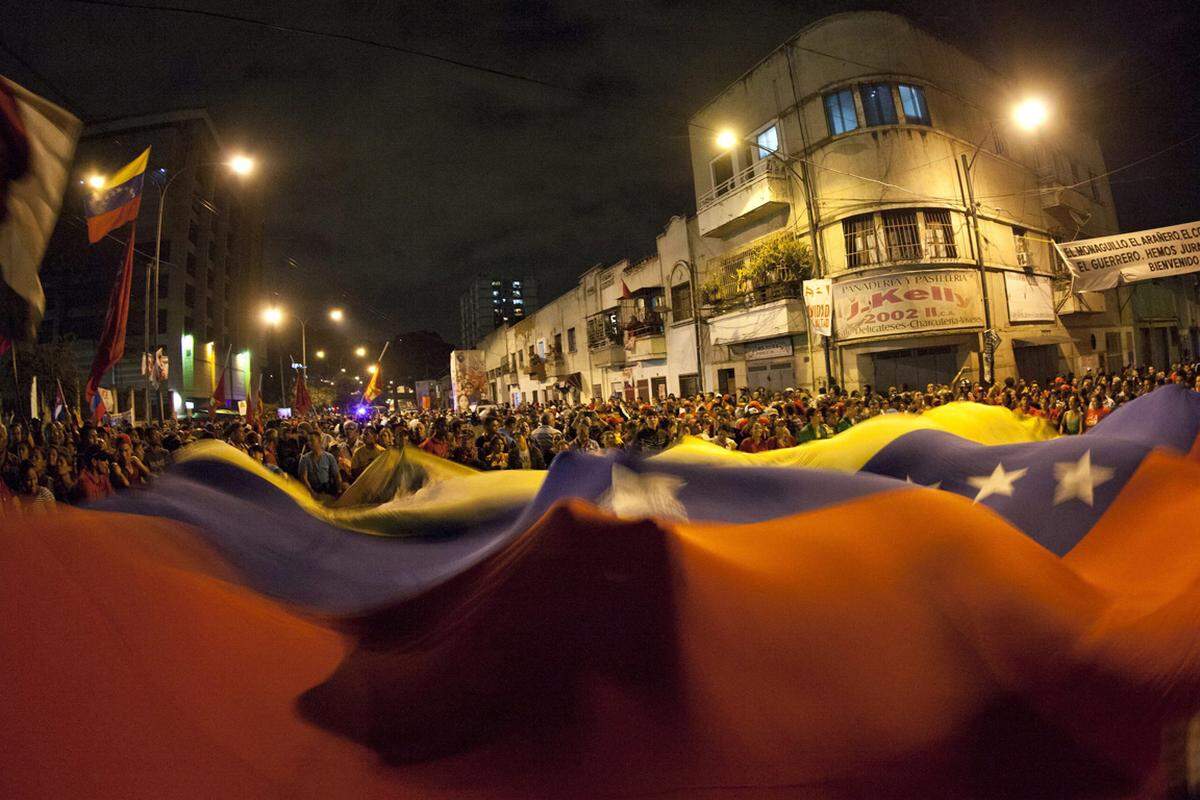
[698,158,787,212]
[701,265,804,318]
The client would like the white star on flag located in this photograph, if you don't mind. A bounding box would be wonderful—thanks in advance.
[905,475,942,490]
[966,463,1028,504]
[1053,450,1114,506]
[600,464,689,521]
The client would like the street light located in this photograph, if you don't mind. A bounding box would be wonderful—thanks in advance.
[1012,97,1049,132]
[367,364,377,374]
[354,346,367,358]
[315,349,326,359]
[261,306,283,326]
[228,154,255,176]
[961,97,1052,383]
[147,153,255,419]
[328,308,345,322]
[86,174,106,189]
[715,129,738,150]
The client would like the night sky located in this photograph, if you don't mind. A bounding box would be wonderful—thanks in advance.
[2,0,1198,343]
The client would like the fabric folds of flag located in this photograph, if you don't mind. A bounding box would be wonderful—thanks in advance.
[0,76,82,341]
[362,365,381,403]
[53,378,66,420]
[5,387,1200,799]
[84,229,136,422]
[83,147,148,244]
[293,368,312,415]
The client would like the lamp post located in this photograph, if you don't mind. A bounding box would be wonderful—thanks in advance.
[148,154,254,419]
[960,97,1050,384]
[262,304,344,404]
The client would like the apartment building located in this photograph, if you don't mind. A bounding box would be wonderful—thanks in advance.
[461,11,1200,405]
[458,276,539,348]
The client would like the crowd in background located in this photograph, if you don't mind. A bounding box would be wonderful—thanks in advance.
[3,362,1197,508]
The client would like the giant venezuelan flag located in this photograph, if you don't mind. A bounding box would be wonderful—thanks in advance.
[4,388,1200,798]
[83,147,148,243]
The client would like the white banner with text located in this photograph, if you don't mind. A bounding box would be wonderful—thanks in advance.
[1004,272,1056,323]
[1056,219,1200,291]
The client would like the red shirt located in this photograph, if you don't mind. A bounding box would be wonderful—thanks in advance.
[738,438,769,453]
[74,468,114,503]
[419,437,450,458]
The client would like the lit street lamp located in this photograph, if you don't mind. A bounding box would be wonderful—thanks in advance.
[328,308,345,323]
[355,346,367,358]
[146,154,255,418]
[367,364,377,374]
[315,349,326,359]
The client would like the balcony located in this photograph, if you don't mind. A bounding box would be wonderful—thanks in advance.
[542,347,571,377]
[697,159,790,239]
[525,353,546,380]
[623,316,666,362]
[587,309,625,367]
[703,271,808,346]
[1037,175,1094,233]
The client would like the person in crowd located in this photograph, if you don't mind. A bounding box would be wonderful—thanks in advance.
[18,460,55,504]
[350,427,385,478]
[297,431,343,498]
[419,419,451,458]
[73,447,115,503]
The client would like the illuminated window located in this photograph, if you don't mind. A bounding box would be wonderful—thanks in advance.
[859,83,897,127]
[843,214,878,268]
[755,124,779,160]
[898,84,930,125]
[824,89,857,136]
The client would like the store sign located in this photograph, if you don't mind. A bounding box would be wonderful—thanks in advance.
[802,278,832,337]
[1004,272,1056,323]
[742,337,793,360]
[1056,219,1200,291]
[833,269,983,341]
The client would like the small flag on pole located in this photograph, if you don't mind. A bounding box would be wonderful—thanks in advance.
[28,374,36,420]
[83,148,148,244]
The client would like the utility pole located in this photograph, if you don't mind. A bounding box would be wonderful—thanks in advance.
[960,153,995,385]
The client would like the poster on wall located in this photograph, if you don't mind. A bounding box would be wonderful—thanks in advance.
[1056,219,1200,291]
[802,278,832,337]
[833,269,983,342]
[449,349,487,411]
[1004,272,1056,323]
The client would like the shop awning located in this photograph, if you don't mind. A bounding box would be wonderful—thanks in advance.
[1011,333,1075,347]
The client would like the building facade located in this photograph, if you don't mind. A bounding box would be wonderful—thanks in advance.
[685,11,1198,392]
[464,12,1200,403]
[39,109,264,415]
[458,276,539,348]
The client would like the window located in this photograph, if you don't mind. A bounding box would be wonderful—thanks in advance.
[755,124,779,160]
[158,271,169,298]
[186,253,196,276]
[924,209,957,258]
[710,151,735,195]
[859,83,898,127]
[184,284,195,308]
[517,350,524,367]
[991,122,1006,156]
[671,282,693,321]
[157,309,167,335]
[824,89,858,136]
[883,211,922,261]
[553,332,562,354]
[843,214,879,268]
[1088,170,1100,202]
[567,327,577,352]
[679,373,700,397]
[898,84,930,125]
[160,240,171,262]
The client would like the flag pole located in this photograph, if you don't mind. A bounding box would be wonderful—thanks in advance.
[9,347,18,419]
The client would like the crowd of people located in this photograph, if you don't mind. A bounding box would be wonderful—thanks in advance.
[3,362,1197,508]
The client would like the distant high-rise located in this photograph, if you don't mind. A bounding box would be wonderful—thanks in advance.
[39,109,264,412]
[458,276,538,348]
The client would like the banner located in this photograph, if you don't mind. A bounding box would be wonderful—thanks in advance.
[1057,220,1200,291]
[833,269,983,342]
[1004,272,1055,323]
[802,278,832,337]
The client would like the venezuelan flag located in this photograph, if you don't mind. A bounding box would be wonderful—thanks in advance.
[83,147,148,243]
[4,387,1200,798]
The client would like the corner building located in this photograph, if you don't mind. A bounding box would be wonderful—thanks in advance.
[686,11,1155,391]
